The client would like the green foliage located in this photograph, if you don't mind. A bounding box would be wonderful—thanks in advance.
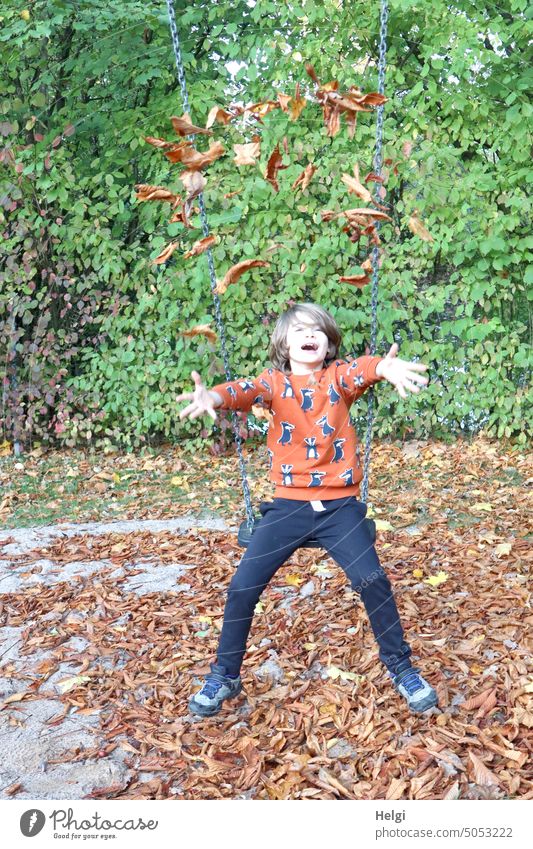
[0,0,531,452]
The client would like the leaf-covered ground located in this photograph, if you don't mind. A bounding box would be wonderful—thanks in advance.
[0,436,532,800]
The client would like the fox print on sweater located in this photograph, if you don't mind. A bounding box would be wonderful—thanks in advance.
[211,356,384,501]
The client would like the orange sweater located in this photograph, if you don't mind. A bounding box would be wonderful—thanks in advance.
[211,356,384,501]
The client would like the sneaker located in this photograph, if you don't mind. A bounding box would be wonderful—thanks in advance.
[188,663,243,717]
[390,666,439,713]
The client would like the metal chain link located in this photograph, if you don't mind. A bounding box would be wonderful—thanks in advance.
[166,0,255,528]
[361,0,389,504]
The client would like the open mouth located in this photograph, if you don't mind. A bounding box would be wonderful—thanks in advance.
[301,343,318,351]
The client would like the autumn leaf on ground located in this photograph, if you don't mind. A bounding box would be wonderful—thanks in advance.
[285,573,304,587]
[57,675,90,694]
[179,170,206,201]
[408,210,434,242]
[153,242,179,265]
[233,142,261,166]
[374,519,394,531]
[468,751,500,787]
[135,184,179,203]
[181,324,218,345]
[214,260,270,295]
[326,665,361,682]
[183,235,217,259]
[265,145,288,192]
[494,542,512,557]
[423,571,449,587]
[170,113,212,137]
[205,105,233,129]
[292,163,316,192]
[412,568,424,578]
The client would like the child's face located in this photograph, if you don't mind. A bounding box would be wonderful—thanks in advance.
[286,312,330,373]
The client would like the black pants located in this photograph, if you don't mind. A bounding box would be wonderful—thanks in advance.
[215,496,412,676]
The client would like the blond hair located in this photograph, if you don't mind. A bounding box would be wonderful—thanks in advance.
[268,303,342,374]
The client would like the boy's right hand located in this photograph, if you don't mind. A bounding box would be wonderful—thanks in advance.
[176,370,219,421]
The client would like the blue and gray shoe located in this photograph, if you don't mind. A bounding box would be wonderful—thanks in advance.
[390,666,439,713]
[188,663,243,717]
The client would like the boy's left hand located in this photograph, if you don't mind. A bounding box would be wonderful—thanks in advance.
[375,343,429,399]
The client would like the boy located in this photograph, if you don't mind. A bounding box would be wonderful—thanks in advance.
[177,303,438,716]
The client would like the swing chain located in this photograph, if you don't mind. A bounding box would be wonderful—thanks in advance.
[361,0,388,505]
[166,0,255,528]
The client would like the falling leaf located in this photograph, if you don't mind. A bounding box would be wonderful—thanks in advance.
[182,324,218,345]
[135,184,179,203]
[233,142,261,166]
[180,170,206,201]
[170,113,212,137]
[153,242,179,265]
[408,210,434,242]
[305,64,320,85]
[215,259,270,295]
[205,105,233,129]
[174,141,225,170]
[251,405,273,423]
[338,274,371,288]
[246,100,279,119]
[224,189,241,199]
[265,146,288,192]
[183,235,218,259]
[291,163,316,192]
[57,675,90,693]
[424,571,449,587]
[341,163,374,204]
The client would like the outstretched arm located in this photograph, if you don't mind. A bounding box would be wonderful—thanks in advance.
[176,371,222,421]
[375,343,429,399]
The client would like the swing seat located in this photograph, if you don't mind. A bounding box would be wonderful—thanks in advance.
[237,516,376,548]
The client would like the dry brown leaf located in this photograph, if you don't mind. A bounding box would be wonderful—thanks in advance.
[181,324,218,345]
[180,170,206,201]
[265,145,288,192]
[215,259,270,295]
[246,100,279,119]
[408,211,434,242]
[291,163,316,192]
[183,235,217,259]
[170,113,212,137]
[172,141,225,170]
[468,751,501,786]
[341,163,374,204]
[462,687,497,711]
[153,242,178,265]
[158,141,195,164]
[339,273,371,288]
[233,142,261,166]
[205,105,233,129]
[134,184,178,203]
